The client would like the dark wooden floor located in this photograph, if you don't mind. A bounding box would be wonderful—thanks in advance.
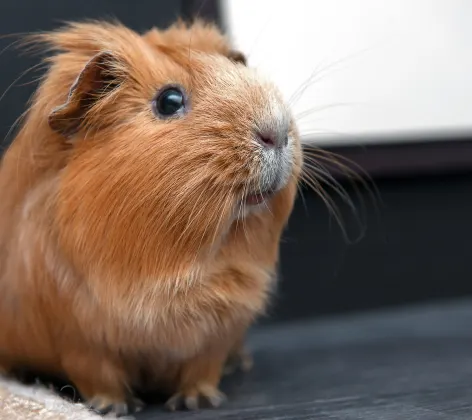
[137,299,472,419]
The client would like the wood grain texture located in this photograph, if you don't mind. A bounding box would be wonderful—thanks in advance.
[137,299,472,419]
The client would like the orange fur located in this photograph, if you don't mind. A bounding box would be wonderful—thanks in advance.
[0,20,301,414]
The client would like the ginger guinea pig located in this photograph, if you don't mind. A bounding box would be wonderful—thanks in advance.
[0,20,302,416]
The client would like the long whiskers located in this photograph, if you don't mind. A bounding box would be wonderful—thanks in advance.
[208,186,235,252]
[288,46,376,108]
[239,180,250,242]
[0,61,47,105]
[301,158,365,241]
[297,161,350,240]
[299,145,381,243]
[295,102,354,121]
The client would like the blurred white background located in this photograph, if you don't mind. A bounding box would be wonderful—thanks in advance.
[223,0,472,145]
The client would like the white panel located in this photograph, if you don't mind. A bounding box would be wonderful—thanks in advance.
[223,0,472,145]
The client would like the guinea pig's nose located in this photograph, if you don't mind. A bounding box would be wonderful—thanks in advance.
[256,129,288,149]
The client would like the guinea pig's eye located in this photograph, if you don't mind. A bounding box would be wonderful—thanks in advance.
[153,85,187,119]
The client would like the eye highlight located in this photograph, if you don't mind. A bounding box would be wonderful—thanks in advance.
[153,85,187,119]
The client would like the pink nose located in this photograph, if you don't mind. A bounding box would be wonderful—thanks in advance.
[256,131,288,149]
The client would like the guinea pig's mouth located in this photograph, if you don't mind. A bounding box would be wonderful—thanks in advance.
[244,191,273,206]
[243,187,277,206]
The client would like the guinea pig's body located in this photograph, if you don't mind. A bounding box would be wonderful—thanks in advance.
[0,21,301,415]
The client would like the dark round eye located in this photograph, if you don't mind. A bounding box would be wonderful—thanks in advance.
[153,86,186,118]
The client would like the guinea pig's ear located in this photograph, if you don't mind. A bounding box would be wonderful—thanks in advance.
[227,50,247,66]
[48,50,121,137]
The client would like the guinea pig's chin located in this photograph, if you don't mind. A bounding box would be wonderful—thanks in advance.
[236,157,294,219]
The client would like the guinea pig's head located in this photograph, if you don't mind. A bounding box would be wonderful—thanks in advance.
[38,21,301,279]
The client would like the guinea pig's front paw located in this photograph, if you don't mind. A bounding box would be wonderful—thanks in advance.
[165,384,226,411]
[87,395,144,417]
[223,347,253,376]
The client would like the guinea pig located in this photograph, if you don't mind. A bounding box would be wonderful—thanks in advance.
[0,20,302,416]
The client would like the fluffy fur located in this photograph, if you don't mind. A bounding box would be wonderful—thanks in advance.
[0,20,302,415]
